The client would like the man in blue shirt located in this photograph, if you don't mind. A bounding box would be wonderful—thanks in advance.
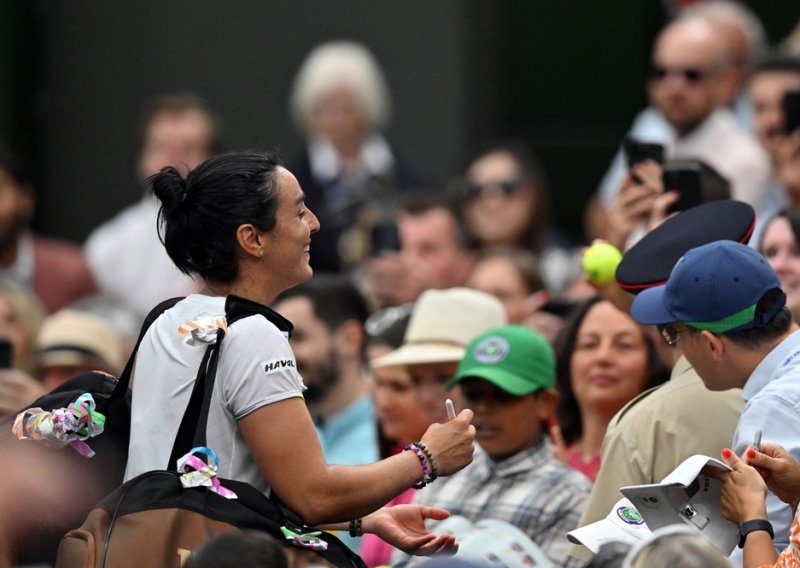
[631,240,800,561]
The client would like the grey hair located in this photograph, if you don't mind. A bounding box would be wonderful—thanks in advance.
[679,0,767,68]
[289,40,392,134]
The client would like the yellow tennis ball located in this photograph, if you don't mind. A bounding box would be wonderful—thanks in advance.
[582,242,623,285]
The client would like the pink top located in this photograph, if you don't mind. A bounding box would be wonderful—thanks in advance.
[359,488,416,567]
[566,445,601,483]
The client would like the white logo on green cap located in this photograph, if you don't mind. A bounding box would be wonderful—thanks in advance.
[474,337,510,364]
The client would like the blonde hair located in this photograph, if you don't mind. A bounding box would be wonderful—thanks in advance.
[0,278,45,372]
[289,41,391,133]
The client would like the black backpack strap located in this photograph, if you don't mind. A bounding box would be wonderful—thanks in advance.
[111,296,184,398]
[167,294,293,468]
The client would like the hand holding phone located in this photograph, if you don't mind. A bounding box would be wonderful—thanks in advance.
[622,136,665,169]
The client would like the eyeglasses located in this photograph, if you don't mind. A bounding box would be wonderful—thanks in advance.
[650,65,709,83]
[658,323,690,347]
[464,179,524,200]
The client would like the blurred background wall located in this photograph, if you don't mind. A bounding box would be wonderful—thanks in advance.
[1,0,798,244]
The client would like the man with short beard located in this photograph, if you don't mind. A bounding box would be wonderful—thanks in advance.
[273,275,378,467]
[588,16,770,240]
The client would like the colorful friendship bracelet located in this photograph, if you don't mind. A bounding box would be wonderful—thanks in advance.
[413,441,439,483]
[403,443,431,489]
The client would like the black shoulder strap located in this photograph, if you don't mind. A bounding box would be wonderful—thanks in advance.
[167,295,293,469]
[111,297,184,399]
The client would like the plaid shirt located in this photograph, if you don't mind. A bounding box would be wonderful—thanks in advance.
[395,439,590,566]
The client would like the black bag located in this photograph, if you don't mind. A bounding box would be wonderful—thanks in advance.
[54,294,366,568]
[2,297,182,564]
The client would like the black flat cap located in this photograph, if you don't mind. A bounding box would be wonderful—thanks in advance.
[615,200,755,294]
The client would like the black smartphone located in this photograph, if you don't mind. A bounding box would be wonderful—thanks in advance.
[662,160,730,214]
[370,220,401,254]
[622,136,665,169]
[0,338,13,369]
[783,90,800,134]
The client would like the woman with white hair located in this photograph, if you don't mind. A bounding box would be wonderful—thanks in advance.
[288,41,426,273]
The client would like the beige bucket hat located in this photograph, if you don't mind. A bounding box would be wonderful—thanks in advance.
[35,309,124,374]
[371,287,506,368]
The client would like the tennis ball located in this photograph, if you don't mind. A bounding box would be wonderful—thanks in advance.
[582,242,623,285]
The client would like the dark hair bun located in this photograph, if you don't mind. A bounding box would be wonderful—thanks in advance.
[148,166,187,214]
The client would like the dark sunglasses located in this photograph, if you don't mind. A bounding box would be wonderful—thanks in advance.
[657,323,690,347]
[650,65,708,83]
[464,178,523,200]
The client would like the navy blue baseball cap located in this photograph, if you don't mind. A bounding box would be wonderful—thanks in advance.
[631,240,785,333]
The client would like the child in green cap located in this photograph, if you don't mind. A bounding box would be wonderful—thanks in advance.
[394,325,590,567]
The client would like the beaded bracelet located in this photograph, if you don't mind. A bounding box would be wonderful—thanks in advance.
[348,517,363,537]
[413,441,439,483]
[403,443,431,489]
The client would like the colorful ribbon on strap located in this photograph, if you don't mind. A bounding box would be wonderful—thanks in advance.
[12,393,106,458]
[176,446,238,499]
[280,526,329,551]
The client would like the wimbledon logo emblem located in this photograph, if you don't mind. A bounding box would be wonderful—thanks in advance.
[474,337,510,364]
[616,505,644,525]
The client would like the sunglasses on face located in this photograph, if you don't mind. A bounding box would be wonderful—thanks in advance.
[650,65,708,83]
[464,178,524,200]
[657,323,690,347]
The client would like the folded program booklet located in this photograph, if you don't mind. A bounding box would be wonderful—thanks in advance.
[620,454,738,555]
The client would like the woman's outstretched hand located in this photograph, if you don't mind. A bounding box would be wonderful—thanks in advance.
[362,505,458,556]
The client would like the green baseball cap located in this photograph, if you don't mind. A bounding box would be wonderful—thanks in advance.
[446,325,555,395]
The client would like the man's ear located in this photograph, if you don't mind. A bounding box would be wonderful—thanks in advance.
[235,223,263,259]
[534,389,560,420]
[333,319,365,359]
[700,330,726,362]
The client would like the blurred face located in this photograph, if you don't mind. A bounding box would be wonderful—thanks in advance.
[398,208,471,289]
[407,361,460,423]
[263,168,320,294]
[138,109,215,180]
[460,378,551,460]
[648,22,725,136]
[369,346,431,444]
[462,151,538,246]
[42,364,96,391]
[310,82,367,158]
[273,295,338,404]
[761,216,800,318]
[467,256,532,324]
[0,168,33,253]
[0,295,34,370]
[748,71,800,158]
[569,301,650,417]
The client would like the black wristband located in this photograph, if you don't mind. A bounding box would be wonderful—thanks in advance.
[738,519,773,549]
[348,517,363,537]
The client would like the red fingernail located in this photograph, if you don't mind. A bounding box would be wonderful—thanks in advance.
[722,449,732,459]
[747,449,756,459]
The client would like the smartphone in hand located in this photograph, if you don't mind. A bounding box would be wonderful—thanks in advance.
[783,90,800,135]
[662,160,730,214]
[622,136,665,169]
[0,338,13,369]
